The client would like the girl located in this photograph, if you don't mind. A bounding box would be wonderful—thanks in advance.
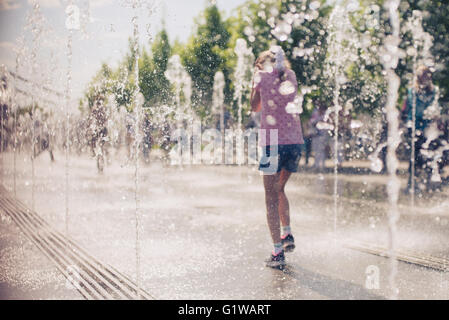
[250,46,304,269]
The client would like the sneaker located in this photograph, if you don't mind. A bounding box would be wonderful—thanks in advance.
[281,234,295,252]
[265,251,286,269]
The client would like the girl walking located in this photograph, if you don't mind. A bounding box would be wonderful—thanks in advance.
[250,46,304,269]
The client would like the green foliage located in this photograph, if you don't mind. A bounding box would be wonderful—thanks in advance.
[83,0,449,123]
[139,30,172,108]
[340,1,387,116]
[82,31,173,115]
[125,37,138,74]
[229,0,279,58]
[180,4,231,118]
[285,1,332,85]
[83,63,115,111]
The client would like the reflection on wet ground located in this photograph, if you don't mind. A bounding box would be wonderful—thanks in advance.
[282,264,385,300]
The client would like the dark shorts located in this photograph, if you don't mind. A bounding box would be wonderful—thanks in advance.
[259,144,302,175]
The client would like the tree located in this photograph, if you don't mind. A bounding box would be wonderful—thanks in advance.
[282,0,332,117]
[180,4,231,118]
[338,1,387,116]
[83,63,114,111]
[227,0,276,58]
[139,29,172,107]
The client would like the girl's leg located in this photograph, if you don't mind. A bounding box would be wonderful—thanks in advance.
[263,173,281,244]
[276,169,292,227]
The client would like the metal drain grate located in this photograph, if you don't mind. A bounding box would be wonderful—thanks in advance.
[0,186,155,300]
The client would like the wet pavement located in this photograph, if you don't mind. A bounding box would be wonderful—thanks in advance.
[0,150,449,299]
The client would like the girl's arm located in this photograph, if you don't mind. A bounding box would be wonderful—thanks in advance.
[250,69,262,112]
[250,88,261,112]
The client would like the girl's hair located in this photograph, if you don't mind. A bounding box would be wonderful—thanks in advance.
[257,48,291,81]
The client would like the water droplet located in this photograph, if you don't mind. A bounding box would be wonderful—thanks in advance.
[309,1,321,10]
[285,102,300,114]
[316,121,333,130]
[370,157,383,173]
[266,115,276,126]
[272,21,292,42]
[279,81,295,95]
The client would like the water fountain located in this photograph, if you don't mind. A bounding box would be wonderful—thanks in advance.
[12,40,23,197]
[212,71,225,133]
[26,1,46,211]
[325,3,359,235]
[368,142,387,173]
[404,10,438,202]
[212,71,225,162]
[131,0,143,301]
[165,55,192,127]
[64,0,80,235]
[79,0,91,39]
[421,85,446,184]
[233,38,254,133]
[233,39,254,166]
[0,66,12,184]
[119,0,158,299]
[165,54,193,164]
[381,0,403,300]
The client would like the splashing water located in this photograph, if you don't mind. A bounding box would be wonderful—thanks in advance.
[64,0,78,235]
[368,142,387,173]
[132,3,142,301]
[165,55,193,128]
[325,4,359,235]
[279,81,295,96]
[27,0,45,211]
[381,0,403,300]
[404,10,440,202]
[11,35,27,197]
[405,10,435,204]
[0,66,13,184]
[213,71,225,160]
[233,38,254,132]
[213,71,225,127]
[79,0,91,39]
[119,0,158,299]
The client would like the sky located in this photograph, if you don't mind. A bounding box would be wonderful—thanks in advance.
[0,0,247,103]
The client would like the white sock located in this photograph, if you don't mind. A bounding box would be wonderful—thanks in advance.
[281,225,291,237]
[273,242,283,255]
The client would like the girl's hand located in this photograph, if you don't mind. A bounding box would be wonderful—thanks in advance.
[254,57,263,70]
